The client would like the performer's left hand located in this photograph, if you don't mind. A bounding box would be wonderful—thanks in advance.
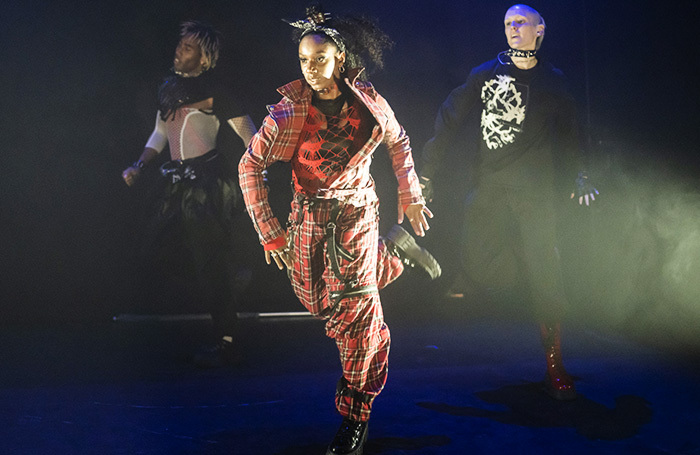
[571,191,599,206]
[264,235,294,270]
[400,203,433,237]
[570,171,599,206]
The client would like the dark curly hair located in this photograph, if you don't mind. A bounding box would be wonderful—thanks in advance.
[291,3,394,78]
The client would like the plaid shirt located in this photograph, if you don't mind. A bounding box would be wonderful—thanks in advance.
[239,73,424,248]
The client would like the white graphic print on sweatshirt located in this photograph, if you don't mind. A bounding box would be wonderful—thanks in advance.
[480,75,527,150]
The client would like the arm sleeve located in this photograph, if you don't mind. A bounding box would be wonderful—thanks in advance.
[420,72,481,180]
[212,74,248,123]
[144,111,168,152]
[238,114,286,248]
[227,115,257,148]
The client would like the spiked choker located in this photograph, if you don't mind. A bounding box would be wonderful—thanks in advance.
[498,48,538,65]
[505,48,537,59]
[172,67,205,78]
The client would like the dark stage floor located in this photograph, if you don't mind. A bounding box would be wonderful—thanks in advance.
[1,293,699,455]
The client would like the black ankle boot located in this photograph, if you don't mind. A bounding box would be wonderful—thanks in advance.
[326,417,368,455]
[384,224,441,279]
[192,336,242,368]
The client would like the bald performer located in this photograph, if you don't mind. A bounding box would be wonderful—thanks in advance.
[420,4,598,400]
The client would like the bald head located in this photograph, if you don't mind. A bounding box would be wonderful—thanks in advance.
[504,4,546,50]
[506,4,543,23]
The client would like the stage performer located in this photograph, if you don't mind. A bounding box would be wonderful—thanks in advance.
[122,20,257,368]
[420,4,599,401]
[238,5,440,454]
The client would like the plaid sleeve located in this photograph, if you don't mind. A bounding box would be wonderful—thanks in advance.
[375,93,425,207]
[238,114,286,246]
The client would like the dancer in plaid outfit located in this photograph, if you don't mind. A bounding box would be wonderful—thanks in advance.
[238,5,440,455]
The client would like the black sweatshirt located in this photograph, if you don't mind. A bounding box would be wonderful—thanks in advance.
[421,58,582,193]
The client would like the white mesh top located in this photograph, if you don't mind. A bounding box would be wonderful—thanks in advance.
[145,108,220,161]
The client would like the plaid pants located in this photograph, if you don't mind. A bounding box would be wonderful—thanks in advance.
[287,196,403,421]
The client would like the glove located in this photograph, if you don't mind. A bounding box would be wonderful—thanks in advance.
[572,171,599,205]
[419,175,434,203]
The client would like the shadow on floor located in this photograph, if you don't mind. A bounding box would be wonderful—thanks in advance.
[418,381,652,441]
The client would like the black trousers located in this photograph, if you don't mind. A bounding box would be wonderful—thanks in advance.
[142,154,242,339]
[459,182,567,322]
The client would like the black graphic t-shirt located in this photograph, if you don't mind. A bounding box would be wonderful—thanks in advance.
[422,58,582,191]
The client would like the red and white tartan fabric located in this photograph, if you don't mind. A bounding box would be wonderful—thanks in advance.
[287,197,402,421]
[239,72,424,249]
[238,72,421,421]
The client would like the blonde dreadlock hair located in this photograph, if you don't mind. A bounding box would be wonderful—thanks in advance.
[180,20,221,71]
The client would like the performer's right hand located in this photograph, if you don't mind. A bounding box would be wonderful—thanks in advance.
[122,166,141,187]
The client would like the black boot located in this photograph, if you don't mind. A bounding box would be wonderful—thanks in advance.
[192,336,242,368]
[326,417,368,455]
[384,225,441,279]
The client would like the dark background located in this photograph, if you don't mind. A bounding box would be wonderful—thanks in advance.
[1,1,698,349]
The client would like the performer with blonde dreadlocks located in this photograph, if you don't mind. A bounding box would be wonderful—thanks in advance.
[238,5,440,454]
[122,21,257,368]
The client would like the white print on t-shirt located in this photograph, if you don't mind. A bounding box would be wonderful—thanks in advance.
[480,75,527,150]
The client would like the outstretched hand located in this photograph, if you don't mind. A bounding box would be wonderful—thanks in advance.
[399,203,433,237]
[571,191,598,206]
[264,235,294,270]
[570,171,599,206]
